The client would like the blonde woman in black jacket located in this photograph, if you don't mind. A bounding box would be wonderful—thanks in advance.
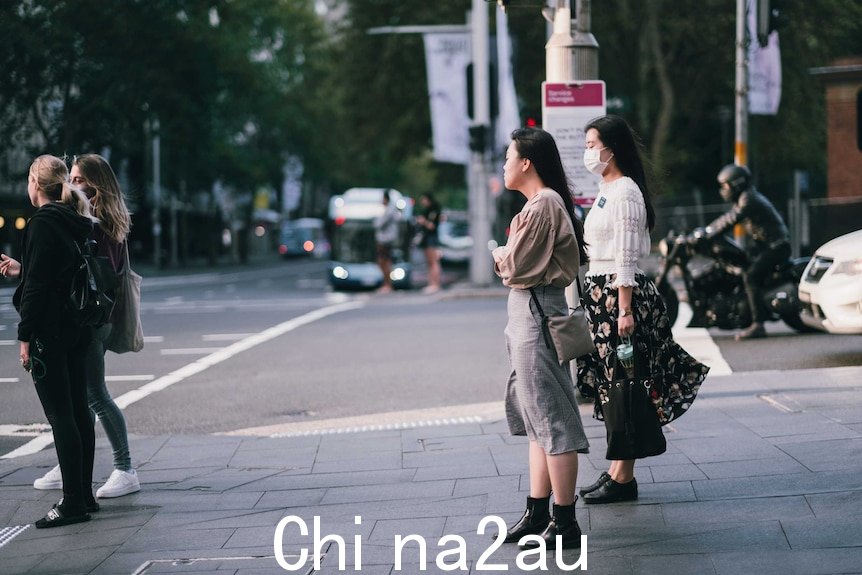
[13,155,99,528]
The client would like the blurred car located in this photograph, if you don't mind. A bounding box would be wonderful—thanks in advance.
[798,229,862,334]
[437,211,472,266]
[278,218,329,258]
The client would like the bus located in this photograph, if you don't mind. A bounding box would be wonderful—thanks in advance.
[327,187,413,290]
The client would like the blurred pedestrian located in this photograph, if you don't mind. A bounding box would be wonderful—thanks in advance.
[576,115,709,504]
[415,192,442,294]
[30,154,141,499]
[373,189,400,293]
[13,155,98,527]
[492,127,590,550]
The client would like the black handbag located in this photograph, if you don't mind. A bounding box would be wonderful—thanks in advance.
[599,334,667,460]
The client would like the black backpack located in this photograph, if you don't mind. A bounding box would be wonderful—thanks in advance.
[67,239,118,327]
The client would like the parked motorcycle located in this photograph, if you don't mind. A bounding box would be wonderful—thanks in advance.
[654,228,813,332]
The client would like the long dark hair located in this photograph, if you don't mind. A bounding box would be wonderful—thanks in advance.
[511,128,588,263]
[420,192,440,213]
[73,154,131,243]
[584,115,656,230]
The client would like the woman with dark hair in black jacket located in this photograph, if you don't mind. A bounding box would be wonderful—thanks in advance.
[13,155,99,528]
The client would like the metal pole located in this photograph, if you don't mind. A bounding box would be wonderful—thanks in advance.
[735,0,749,166]
[152,118,161,267]
[469,0,492,286]
[546,0,574,82]
[572,0,599,80]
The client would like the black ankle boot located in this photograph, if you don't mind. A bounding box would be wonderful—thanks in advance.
[499,496,551,543]
[521,501,581,550]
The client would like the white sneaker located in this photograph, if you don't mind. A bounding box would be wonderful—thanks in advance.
[96,469,141,498]
[33,465,63,490]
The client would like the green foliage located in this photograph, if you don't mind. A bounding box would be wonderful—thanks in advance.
[2,0,860,224]
[0,0,326,202]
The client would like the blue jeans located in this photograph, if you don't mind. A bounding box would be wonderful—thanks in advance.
[85,324,132,471]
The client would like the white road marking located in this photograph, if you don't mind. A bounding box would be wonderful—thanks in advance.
[672,302,733,375]
[0,423,51,436]
[224,401,509,437]
[160,348,223,355]
[0,378,19,383]
[143,335,164,343]
[0,434,54,458]
[0,301,365,459]
[0,525,30,550]
[105,375,155,382]
[0,340,16,346]
[202,333,254,342]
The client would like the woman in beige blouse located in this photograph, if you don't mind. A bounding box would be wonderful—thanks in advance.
[492,128,590,550]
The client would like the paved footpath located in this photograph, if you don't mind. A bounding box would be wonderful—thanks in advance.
[1,365,861,575]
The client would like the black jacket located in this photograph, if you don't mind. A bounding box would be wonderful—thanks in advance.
[13,202,94,342]
[706,188,789,248]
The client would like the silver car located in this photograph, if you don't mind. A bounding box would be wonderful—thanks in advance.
[798,229,862,334]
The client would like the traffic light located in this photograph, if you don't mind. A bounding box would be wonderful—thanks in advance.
[469,125,488,153]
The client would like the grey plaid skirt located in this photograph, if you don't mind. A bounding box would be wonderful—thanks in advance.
[504,286,590,455]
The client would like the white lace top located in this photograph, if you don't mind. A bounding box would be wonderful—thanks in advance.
[583,176,651,288]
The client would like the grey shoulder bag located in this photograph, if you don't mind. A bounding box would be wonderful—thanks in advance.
[529,282,594,363]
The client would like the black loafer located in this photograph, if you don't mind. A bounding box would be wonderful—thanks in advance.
[35,506,91,529]
[579,472,611,496]
[582,478,638,504]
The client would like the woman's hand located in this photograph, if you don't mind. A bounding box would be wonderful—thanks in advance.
[19,341,30,372]
[0,254,21,279]
[618,314,635,337]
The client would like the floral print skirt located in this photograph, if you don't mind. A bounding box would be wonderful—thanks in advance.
[576,273,710,425]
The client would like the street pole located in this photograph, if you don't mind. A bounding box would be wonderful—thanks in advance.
[151,118,162,268]
[735,0,749,166]
[544,0,598,379]
[546,0,598,82]
[366,19,490,285]
[572,0,598,80]
[545,0,574,82]
[469,0,493,286]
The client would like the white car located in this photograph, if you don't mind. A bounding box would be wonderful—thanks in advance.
[798,229,862,334]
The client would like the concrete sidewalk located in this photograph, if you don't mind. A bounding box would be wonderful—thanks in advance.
[1,366,861,575]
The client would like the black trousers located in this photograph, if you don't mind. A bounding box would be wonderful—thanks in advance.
[30,327,95,510]
[745,242,791,323]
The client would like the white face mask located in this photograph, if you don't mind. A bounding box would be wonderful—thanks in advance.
[583,147,612,176]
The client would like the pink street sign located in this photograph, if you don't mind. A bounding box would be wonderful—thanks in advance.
[544,83,605,108]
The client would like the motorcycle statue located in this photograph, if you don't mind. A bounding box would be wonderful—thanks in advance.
[654,228,813,332]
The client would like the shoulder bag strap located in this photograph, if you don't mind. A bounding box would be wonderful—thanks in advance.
[574,274,585,308]
[122,240,131,273]
[528,287,554,350]
[528,287,546,318]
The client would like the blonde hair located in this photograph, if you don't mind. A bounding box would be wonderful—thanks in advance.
[29,155,95,220]
[73,154,131,243]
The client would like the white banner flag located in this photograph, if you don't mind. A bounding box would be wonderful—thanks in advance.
[495,9,521,151]
[423,33,471,164]
[747,1,782,115]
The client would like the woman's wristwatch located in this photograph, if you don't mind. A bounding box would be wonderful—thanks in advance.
[619,308,633,317]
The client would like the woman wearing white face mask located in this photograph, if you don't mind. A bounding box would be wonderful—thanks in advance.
[575,115,709,504]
